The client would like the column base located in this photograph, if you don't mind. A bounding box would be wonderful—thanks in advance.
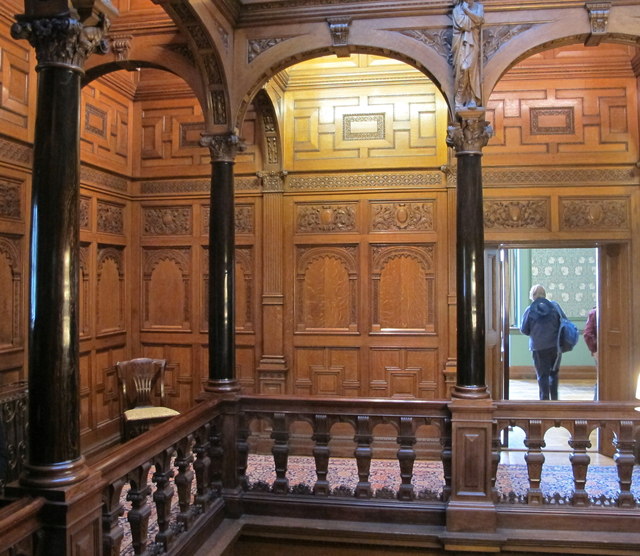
[451,384,490,399]
[203,378,241,394]
[20,456,89,489]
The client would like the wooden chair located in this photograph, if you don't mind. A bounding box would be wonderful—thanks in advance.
[116,358,179,440]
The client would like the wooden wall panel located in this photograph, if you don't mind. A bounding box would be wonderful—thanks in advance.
[97,247,125,335]
[141,343,194,412]
[0,237,21,350]
[369,348,439,399]
[81,83,133,176]
[294,347,360,397]
[485,78,638,166]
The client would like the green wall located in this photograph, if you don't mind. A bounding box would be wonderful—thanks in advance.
[509,248,596,367]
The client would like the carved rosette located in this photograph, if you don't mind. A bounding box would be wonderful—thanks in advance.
[446,113,493,155]
[11,14,110,71]
[483,199,548,230]
[200,133,246,163]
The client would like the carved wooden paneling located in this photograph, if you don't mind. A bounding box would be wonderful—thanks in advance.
[235,247,254,332]
[483,198,549,230]
[0,237,21,350]
[202,204,255,236]
[78,244,91,339]
[0,22,34,143]
[79,196,91,230]
[95,347,125,428]
[81,82,132,174]
[560,197,630,231]
[371,245,435,333]
[295,246,358,333]
[237,346,256,393]
[486,78,638,166]
[369,348,439,399]
[370,201,435,232]
[79,351,91,434]
[295,202,358,233]
[284,79,447,171]
[97,246,125,335]
[294,347,360,396]
[142,248,191,331]
[0,177,23,221]
[97,201,125,235]
[143,206,192,236]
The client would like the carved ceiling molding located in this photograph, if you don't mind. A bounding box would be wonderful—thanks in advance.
[286,172,442,191]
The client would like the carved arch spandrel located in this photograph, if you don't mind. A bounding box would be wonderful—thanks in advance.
[371,245,436,334]
[97,246,126,336]
[0,236,22,350]
[142,247,192,331]
[295,246,358,333]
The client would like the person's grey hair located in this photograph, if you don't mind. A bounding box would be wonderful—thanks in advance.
[529,284,546,301]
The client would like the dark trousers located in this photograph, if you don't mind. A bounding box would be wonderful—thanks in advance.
[532,347,560,400]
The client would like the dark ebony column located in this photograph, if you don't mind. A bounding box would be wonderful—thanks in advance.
[12,8,110,487]
[446,110,492,399]
[200,133,245,393]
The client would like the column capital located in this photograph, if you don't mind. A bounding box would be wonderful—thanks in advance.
[201,132,246,163]
[11,12,111,72]
[446,110,492,156]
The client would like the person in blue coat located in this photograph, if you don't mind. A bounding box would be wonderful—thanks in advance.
[520,284,566,400]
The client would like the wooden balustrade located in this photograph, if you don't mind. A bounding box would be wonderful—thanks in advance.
[2,395,640,555]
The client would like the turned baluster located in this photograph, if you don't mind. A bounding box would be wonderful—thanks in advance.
[312,414,331,496]
[568,420,591,507]
[236,411,250,491]
[175,436,196,529]
[354,415,373,498]
[440,417,452,502]
[126,462,153,555]
[193,424,213,509]
[396,416,416,501]
[101,477,126,556]
[613,420,636,508]
[209,420,223,495]
[153,449,177,550]
[271,412,290,494]
[523,420,545,505]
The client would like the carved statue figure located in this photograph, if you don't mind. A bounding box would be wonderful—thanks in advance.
[452,0,484,110]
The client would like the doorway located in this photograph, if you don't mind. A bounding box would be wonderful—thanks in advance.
[486,246,598,402]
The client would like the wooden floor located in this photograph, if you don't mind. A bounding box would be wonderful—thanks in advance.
[502,378,612,466]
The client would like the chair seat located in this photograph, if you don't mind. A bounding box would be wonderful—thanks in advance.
[123,406,180,422]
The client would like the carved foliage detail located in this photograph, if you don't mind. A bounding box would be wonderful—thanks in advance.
[561,198,629,230]
[371,202,434,232]
[143,207,192,236]
[296,204,357,233]
[484,199,548,229]
[0,237,21,349]
[97,201,124,234]
[0,180,21,219]
[79,196,90,229]
[236,205,254,234]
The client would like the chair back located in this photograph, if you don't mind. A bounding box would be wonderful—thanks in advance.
[116,358,167,409]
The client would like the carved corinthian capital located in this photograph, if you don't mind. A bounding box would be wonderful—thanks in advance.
[11,13,111,71]
[200,132,246,162]
[446,110,493,155]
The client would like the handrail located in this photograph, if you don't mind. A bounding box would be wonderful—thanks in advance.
[0,496,46,554]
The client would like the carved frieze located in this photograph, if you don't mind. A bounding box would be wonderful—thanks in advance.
[484,199,548,230]
[0,138,31,167]
[0,180,21,220]
[97,201,124,234]
[81,165,128,192]
[561,198,629,230]
[79,196,90,229]
[296,204,357,233]
[143,207,192,236]
[141,179,210,194]
[371,202,434,232]
[483,167,636,186]
[236,176,261,191]
[287,172,442,191]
